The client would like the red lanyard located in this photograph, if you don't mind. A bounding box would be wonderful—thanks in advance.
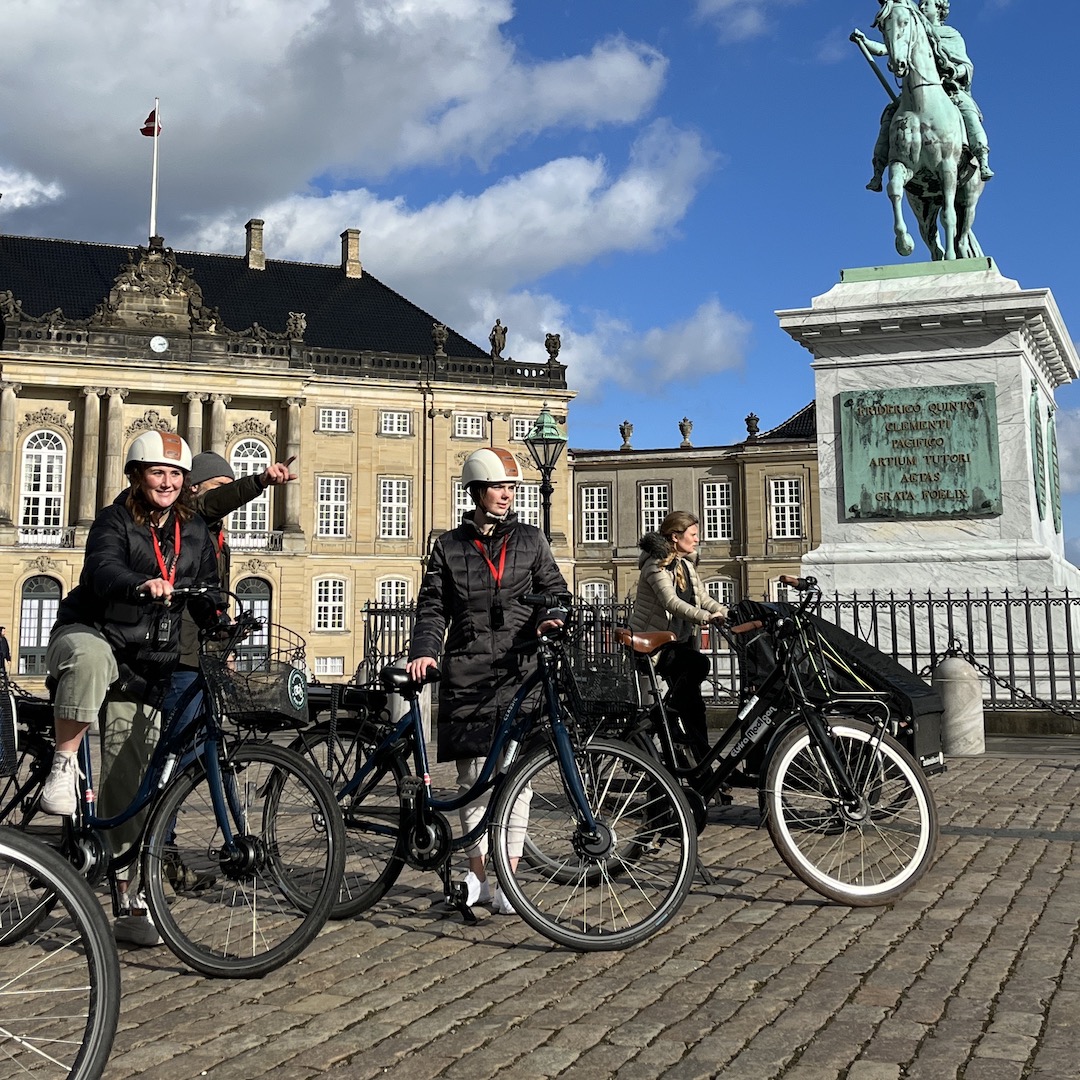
[473,537,507,587]
[150,516,181,585]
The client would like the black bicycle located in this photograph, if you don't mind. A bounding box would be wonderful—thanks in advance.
[0,825,120,1078]
[293,593,698,951]
[606,576,940,906]
[0,587,346,978]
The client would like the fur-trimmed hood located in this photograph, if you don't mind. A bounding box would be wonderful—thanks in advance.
[637,531,700,569]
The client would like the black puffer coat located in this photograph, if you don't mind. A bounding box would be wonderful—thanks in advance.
[408,512,567,761]
[53,495,219,680]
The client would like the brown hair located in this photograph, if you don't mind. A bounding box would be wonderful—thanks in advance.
[658,510,699,589]
[125,465,197,527]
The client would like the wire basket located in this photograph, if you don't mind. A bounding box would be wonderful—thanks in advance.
[201,624,309,731]
[0,666,16,778]
[562,633,639,738]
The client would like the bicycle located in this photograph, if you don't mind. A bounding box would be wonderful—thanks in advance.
[608,575,940,906]
[292,592,698,951]
[0,587,346,978]
[0,825,120,1079]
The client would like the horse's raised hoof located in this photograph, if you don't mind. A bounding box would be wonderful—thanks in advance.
[895,233,915,257]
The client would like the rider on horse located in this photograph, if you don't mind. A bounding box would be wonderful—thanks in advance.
[854,0,993,193]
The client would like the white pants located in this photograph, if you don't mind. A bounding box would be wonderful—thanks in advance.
[456,756,531,862]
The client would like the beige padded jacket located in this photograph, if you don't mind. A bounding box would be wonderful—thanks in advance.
[629,532,726,635]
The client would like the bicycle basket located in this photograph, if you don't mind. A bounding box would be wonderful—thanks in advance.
[201,624,309,731]
[563,632,639,737]
[0,667,16,777]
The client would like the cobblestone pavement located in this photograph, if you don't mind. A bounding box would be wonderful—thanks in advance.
[101,741,1080,1080]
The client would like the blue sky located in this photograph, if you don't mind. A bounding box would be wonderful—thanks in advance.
[2,0,1076,552]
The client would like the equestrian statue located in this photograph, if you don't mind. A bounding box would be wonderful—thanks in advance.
[851,0,992,261]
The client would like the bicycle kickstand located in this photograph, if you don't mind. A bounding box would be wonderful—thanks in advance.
[435,860,478,925]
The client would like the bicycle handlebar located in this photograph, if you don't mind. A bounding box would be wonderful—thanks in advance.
[521,591,573,611]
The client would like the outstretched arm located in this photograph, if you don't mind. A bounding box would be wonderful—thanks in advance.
[851,29,888,57]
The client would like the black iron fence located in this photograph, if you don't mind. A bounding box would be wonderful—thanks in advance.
[358,591,1080,713]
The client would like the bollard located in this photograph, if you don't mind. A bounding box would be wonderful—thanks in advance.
[932,656,985,756]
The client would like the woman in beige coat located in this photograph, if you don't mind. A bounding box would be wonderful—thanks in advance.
[630,511,727,759]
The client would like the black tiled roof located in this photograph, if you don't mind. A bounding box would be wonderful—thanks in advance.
[0,234,488,359]
[759,401,816,441]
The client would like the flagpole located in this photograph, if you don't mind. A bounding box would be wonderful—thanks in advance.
[149,97,160,240]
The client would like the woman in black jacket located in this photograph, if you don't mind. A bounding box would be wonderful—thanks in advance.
[40,432,219,943]
[407,447,567,914]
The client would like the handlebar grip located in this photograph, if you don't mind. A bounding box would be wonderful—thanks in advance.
[728,619,765,635]
[521,591,573,609]
[778,575,818,591]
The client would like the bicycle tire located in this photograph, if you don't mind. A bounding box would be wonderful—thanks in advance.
[289,724,407,920]
[763,717,938,906]
[491,738,696,951]
[142,742,345,978]
[0,826,120,1079]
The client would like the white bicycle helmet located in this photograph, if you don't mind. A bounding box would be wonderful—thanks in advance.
[125,431,193,475]
[461,447,520,488]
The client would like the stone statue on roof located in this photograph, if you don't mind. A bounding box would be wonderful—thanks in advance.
[489,319,507,360]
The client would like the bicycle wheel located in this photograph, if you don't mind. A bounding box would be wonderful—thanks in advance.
[0,727,52,830]
[290,724,407,920]
[764,717,938,906]
[0,827,120,1079]
[142,742,345,978]
[491,738,696,951]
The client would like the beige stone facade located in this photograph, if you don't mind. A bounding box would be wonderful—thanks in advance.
[0,231,572,686]
[568,408,819,606]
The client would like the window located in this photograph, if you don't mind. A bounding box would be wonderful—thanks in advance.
[229,439,271,544]
[510,417,532,441]
[454,413,485,439]
[701,481,733,541]
[452,481,472,526]
[580,581,611,604]
[581,486,610,543]
[379,410,411,436]
[314,656,345,677]
[18,575,61,675]
[706,579,737,607]
[639,483,669,535]
[315,578,346,630]
[515,483,541,529]
[379,478,410,539]
[316,476,349,537]
[378,578,410,606]
[318,407,350,432]
[236,577,271,668]
[770,578,799,603]
[19,431,66,542]
[769,478,803,539]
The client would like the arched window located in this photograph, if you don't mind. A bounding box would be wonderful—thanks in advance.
[580,581,611,604]
[19,431,66,544]
[236,577,272,670]
[314,578,347,631]
[229,439,272,548]
[377,578,412,658]
[18,576,62,675]
[705,579,737,607]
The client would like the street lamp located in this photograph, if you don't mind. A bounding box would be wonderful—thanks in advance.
[524,403,567,541]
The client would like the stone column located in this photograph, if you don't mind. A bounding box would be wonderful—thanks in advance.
[209,394,231,454]
[282,397,305,536]
[184,392,206,455]
[0,382,22,525]
[77,387,104,524]
[104,388,129,499]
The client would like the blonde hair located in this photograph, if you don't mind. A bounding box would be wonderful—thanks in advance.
[659,510,698,591]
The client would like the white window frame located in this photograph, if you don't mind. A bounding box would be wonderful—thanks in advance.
[379,410,411,436]
[378,578,410,607]
[18,575,61,675]
[580,581,611,604]
[454,413,485,440]
[701,481,733,541]
[316,475,349,538]
[639,483,670,536]
[452,480,473,526]
[510,417,532,442]
[19,430,66,540]
[769,478,803,539]
[770,578,800,603]
[314,656,345,677]
[705,579,737,607]
[379,478,411,539]
[580,485,610,544]
[515,482,541,530]
[229,438,272,541]
[314,578,347,630]
[318,406,350,433]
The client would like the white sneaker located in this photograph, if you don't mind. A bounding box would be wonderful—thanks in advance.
[491,886,515,916]
[114,894,162,947]
[39,751,80,816]
[459,871,492,907]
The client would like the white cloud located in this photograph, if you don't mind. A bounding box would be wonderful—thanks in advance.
[694,0,804,42]
[0,169,63,212]
[1057,408,1080,495]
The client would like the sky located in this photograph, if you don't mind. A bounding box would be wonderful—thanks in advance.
[2,0,1078,555]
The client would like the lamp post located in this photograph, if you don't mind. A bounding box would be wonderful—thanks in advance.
[524,404,567,542]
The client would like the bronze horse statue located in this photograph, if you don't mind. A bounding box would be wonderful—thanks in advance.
[868,0,984,260]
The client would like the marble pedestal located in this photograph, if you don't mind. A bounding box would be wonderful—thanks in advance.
[777,259,1080,596]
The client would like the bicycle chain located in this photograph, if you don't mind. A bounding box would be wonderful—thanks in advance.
[919,638,1080,728]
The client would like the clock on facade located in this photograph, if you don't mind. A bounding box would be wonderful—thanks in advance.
[149,335,169,353]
